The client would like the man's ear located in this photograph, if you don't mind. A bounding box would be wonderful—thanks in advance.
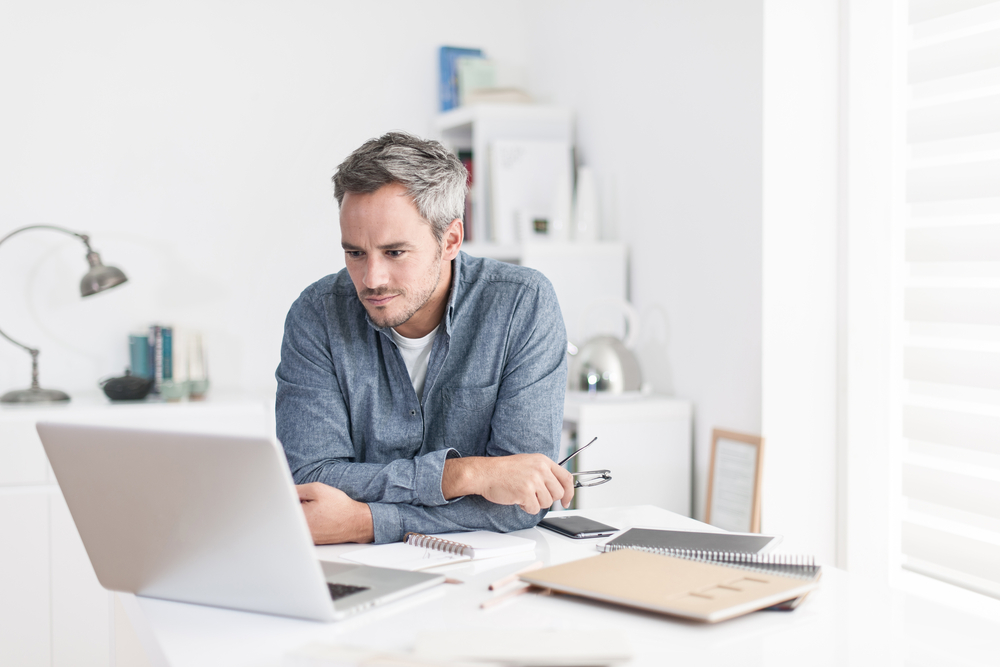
[442,218,463,261]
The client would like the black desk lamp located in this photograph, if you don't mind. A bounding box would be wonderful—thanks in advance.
[0,225,128,403]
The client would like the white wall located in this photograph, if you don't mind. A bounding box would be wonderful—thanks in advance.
[2,2,841,555]
[526,0,765,520]
[0,0,531,396]
[761,0,840,562]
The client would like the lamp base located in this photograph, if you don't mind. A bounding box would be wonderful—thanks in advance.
[1,387,71,403]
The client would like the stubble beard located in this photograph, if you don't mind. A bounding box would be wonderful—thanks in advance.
[360,247,443,330]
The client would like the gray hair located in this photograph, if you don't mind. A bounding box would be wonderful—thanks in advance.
[332,132,468,242]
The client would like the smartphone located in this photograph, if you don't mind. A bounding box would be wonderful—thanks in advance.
[538,515,618,539]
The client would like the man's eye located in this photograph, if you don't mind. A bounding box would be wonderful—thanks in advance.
[387,250,405,258]
[346,251,364,259]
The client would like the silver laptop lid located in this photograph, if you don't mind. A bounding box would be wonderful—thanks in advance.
[36,422,337,621]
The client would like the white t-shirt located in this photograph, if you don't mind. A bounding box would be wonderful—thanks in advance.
[390,324,440,402]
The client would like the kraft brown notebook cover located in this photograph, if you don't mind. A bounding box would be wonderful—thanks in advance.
[519,549,819,623]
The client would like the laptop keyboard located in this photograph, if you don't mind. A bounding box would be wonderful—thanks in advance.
[327,583,369,600]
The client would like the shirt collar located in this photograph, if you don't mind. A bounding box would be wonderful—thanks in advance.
[443,250,465,336]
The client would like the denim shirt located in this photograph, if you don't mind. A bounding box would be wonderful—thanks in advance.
[275,251,568,543]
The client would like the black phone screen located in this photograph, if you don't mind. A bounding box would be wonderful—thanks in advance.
[538,515,618,539]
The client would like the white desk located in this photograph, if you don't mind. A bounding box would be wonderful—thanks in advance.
[120,505,1000,667]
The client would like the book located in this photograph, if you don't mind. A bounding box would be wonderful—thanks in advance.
[162,327,173,382]
[291,630,633,667]
[456,57,495,106]
[599,527,780,554]
[148,325,173,394]
[413,629,631,666]
[598,527,820,579]
[438,46,483,112]
[341,530,535,572]
[462,87,533,106]
[128,334,150,379]
[520,549,820,623]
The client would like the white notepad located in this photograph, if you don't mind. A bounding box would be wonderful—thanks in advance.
[341,530,535,571]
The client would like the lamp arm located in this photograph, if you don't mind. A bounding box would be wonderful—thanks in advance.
[0,326,36,354]
[0,224,94,352]
[0,224,92,251]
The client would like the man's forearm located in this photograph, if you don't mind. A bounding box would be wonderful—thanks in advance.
[298,482,376,545]
[343,500,375,544]
[370,495,543,543]
[441,456,481,499]
[441,454,574,513]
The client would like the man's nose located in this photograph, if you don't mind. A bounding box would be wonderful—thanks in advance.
[363,255,389,289]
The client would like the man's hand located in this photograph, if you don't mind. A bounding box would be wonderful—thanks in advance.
[296,482,375,545]
[441,454,575,514]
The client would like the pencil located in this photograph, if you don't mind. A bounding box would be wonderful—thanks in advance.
[480,584,532,609]
[488,560,544,590]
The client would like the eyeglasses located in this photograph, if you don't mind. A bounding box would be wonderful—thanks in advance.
[560,437,612,488]
[572,469,612,488]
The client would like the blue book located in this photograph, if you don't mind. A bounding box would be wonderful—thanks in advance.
[439,46,483,112]
[129,334,150,379]
[148,324,174,393]
[162,327,173,381]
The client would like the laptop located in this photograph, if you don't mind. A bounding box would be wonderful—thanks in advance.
[36,422,444,622]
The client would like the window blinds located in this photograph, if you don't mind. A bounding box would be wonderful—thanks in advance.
[902,0,1000,599]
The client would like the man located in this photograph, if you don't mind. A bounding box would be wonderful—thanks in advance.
[276,132,573,544]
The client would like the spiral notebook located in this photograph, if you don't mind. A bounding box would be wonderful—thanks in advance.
[341,531,535,572]
[598,528,819,579]
[600,527,781,554]
[520,549,820,623]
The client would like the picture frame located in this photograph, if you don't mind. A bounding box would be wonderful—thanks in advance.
[705,429,765,533]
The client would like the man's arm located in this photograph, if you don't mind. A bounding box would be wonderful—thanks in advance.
[298,479,570,545]
[276,288,454,508]
[442,453,573,514]
[296,451,575,545]
[281,271,571,544]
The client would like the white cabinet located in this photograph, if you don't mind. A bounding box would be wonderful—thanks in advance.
[562,393,693,516]
[0,394,273,667]
[0,491,52,667]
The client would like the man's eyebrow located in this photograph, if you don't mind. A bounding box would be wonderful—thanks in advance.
[341,241,415,251]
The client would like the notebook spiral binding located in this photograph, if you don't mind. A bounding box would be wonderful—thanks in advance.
[601,545,820,580]
[601,544,815,566]
[404,532,473,557]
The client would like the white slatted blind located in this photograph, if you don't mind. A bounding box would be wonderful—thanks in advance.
[902,0,1000,599]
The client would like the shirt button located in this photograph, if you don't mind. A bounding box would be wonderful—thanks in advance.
[410,409,416,416]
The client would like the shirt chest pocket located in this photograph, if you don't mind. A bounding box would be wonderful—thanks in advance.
[443,383,499,454]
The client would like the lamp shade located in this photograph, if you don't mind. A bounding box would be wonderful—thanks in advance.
[80,251,128,297]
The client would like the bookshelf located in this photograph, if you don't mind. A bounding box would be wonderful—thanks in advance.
[434,103,574,248]
[435,104,628,344]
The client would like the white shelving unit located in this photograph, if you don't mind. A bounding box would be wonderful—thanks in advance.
[435,104,629,344]
[434,103,574,247]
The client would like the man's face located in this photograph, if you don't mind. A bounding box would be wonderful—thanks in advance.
[340,182,452,338]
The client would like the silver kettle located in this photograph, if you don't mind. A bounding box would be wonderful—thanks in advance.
[568,301,643,393]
